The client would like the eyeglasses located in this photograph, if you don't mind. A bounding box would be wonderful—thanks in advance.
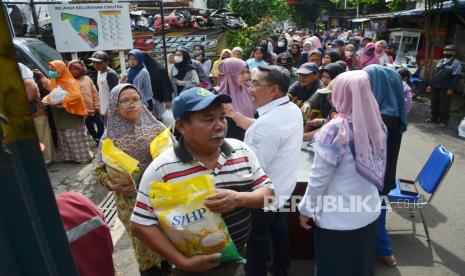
[250,83,273,89]
[118,99,142,108]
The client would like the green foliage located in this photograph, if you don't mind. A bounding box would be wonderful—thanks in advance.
[228,0,290,26]
[287,0,321,28]
[330,0,379,8]
[387,0,406,11]
[227,17,273,58]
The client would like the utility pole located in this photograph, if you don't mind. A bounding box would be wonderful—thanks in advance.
[30,0,40,35]
[158,0,168,70]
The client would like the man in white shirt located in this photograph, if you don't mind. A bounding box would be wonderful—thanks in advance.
[226,65,303,276]
[89,51,119,118]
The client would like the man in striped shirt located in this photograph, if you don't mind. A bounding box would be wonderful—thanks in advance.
[131,87,274,275]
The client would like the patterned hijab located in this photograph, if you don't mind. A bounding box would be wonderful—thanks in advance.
[49,60,87,116]
[314,70,387,191]
[96,83,165,171]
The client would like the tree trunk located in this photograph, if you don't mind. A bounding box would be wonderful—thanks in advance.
[424,0,444,85]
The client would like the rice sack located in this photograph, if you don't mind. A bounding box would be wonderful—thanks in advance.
[101,138,141,186]
[149,174,244,264]
[149,127,174,160]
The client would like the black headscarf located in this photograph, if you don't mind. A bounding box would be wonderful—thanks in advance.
[320,62,346,80]
[174,48,194,81]
[324,50,341,63]
[275,38,288,55]
[143,53,174,103]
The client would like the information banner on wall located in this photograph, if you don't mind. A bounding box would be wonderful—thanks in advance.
[48,3,133,52]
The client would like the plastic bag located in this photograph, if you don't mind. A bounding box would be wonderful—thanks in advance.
[45,86,68,105]
[459,117,465,138]
[101,138,141,186]
[161,108,175,127]
[149,174,245,264]
[150,128,174,159]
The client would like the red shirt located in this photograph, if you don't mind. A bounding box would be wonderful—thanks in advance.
[56,192,115,276]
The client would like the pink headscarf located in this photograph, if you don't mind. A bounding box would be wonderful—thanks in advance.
[215,58,256,118]
[360,42,380,67]
[308,36,322,49]
[314,70,387,191]
[375,41,385,57]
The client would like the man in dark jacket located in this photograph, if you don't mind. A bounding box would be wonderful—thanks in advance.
[426,45,462,127]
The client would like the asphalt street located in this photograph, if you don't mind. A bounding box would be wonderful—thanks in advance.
[48,96,465,276]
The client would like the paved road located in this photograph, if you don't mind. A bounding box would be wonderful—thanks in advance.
[48,97,465,276]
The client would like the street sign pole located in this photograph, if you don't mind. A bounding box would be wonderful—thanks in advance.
[159,0,168,71]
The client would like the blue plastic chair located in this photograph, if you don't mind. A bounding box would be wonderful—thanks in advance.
[388,145,454,241]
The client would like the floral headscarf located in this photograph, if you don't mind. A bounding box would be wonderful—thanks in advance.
[96,83,165,171]
[314,70,387,191]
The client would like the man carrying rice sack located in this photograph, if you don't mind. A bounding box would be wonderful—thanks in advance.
[131,87,275,276]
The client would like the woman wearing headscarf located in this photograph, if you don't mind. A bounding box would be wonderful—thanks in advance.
[142,53,174,120]
[126,49,153,111]
[360,42,380,68]
[308,49,323,67]
[290,43,302,67]
[308,35,322,49]
[364,64,408,267]
[214,57,254,140]
[170,47,199,95]
[322,50,341,66]
[374,41,391,66]
[36,60,92,163]
[299,70,387,275]
[68,60,104,144]
[210,48,232,86]
[246,47,269,70]
[275,37,289,55]
[343,44,362,70]
[232,46,243,59]
[94,83,167,276]
[303,39,316,53]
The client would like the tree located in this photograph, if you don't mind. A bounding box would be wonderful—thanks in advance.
[227,16,274,57]
[287,0,321,28]
[423,0,446,84]
[228,0,290,26]
[329,0,380,17]
[387,0,407,11]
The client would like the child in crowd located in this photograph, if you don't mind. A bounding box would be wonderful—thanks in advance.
[397,67,413,113]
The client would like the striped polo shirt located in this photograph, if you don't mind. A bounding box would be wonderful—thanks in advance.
[130,138,274,251]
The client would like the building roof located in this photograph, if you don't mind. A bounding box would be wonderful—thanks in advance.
[349,0,465,21]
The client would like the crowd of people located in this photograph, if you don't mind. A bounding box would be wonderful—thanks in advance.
[18,27,462,276]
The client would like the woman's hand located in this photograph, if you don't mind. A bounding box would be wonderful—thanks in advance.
[106,176,136,196]
[299,214,313,230]
[32,69,45,79]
